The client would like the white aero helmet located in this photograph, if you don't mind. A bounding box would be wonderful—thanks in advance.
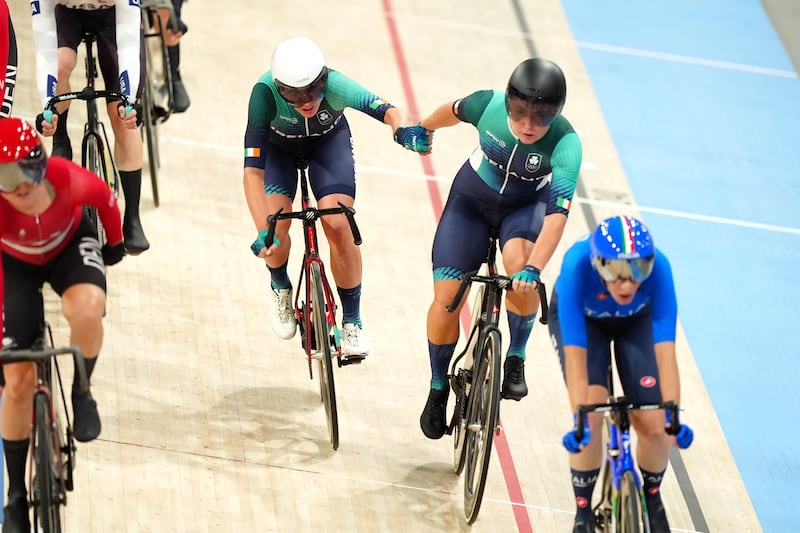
[271,37,327,89]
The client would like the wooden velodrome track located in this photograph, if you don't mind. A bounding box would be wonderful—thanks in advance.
[4,1,763,531]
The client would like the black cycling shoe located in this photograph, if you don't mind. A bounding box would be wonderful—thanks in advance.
[572,518,595,533]
[72,389,101,442]
[170,79,191,113]
[2,496,30,533]
[646,501,671,533]
[52,138,73,161]
[419,386,450,440]
[501,356,528,401]
[123,218,150,255]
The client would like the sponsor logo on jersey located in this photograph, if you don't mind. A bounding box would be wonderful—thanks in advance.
[317,110,333,125]
[369,98,388,110]
[244,148,261,158]
[557,197,572,210]
[31,1,41,15]
[119,71,131,98]
[640,376,657,388]
[525,153,542,173]
[47,74,58,98]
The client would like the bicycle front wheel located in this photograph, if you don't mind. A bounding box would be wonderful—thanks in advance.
[142,81,161,207]
[453,285,485,474]
[618,470,642,533]
[310,262,339,450]
[33,393,63,533]
[463,328,502,524]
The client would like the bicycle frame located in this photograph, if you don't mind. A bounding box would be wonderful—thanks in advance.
[0,326,89,533]
[265,160,362,372]
[445,229,549,524]
[576,375,681,532]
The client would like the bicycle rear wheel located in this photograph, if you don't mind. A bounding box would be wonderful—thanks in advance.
[463,328,502,524]
[310,262,339,450]
[618,470,642,533]
[84,134,108,247]
[32,393,63,533]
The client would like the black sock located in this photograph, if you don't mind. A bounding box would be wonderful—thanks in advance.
[119,169,143,222]
[640,467,666,508]
[3,438,30,500]
[571,467,600,522]
[74,355,97,393]
[167,44,181,80]
[268,261,291,290]
[54,108,70,142]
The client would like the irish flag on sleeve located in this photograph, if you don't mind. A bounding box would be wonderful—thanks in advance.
[244,147,261,158]
[556,197,572,210]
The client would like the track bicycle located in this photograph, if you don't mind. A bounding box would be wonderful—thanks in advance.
[444,228,549,524]
[575,365,682,533]
[140,0,177,207]
[264,159,363,451]
[42,31,132,248]
[0,323,90,533]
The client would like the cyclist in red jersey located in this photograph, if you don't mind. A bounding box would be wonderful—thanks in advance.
[0,118,124,532]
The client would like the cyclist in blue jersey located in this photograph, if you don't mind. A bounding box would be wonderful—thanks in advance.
[415,58,582,440]
[245,37,428,359]
[549,215,694,533]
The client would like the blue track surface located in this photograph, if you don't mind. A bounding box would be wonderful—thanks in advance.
[562,2,800,531]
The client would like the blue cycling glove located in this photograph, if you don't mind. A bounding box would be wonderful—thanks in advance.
[511,265,541,285]
[250,229,280,256]
[393,123,432,153]
[563,414,591,454]
[665,410,694,449]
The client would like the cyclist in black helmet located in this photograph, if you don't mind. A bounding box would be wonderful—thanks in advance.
[411,58,583,440]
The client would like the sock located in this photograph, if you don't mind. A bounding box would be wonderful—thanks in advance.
[74,355,98,393]
[640,467,666,508]
[571,467,600,522]
[54,108,70,141]
[167,44,181,80]
[3,438,30,500]
[506,310,536,359]
[428,341,456,390]
[337,284,361,326]
[268,261,290,290]
[119,169,143,222]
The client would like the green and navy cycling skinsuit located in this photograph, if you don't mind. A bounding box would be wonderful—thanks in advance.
[432,89,583,280]
[242,69,395,200]
[548,237,679,403]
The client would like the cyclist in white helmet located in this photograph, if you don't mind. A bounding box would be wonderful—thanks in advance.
[245,36,428,359]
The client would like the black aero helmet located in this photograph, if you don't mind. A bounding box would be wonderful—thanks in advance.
[506,58,567,120]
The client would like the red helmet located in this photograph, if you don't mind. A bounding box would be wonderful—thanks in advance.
[0,118,48,192]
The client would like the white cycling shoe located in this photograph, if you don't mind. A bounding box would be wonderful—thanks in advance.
[341,323,369,359]
[271,288,297,340]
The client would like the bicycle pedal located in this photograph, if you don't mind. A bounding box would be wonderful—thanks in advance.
[340,354,366,366]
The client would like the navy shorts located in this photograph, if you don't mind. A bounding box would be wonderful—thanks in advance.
[548,291,663,404]
[263,121,356,201]
[431,161,547,275]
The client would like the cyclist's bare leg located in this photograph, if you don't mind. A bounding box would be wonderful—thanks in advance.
[48,47,79,159]
[502,237,539,316]
[0,363,35,439]
[263,193,293,270]
[632,410,671,472]
[318,193,359,289]
[426,279,465,345]
[61,283,105,361]
[109,100,149,252]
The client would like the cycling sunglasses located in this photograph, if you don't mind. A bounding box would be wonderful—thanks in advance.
[505,97,560,127]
